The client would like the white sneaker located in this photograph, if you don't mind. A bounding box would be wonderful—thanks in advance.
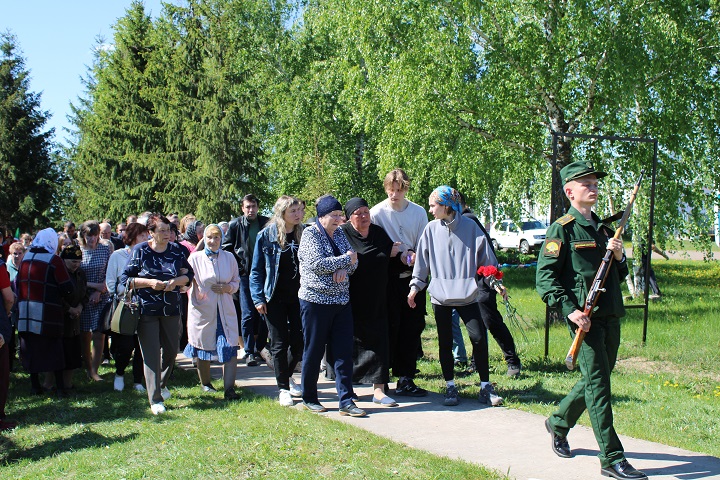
[150,403,166,415]
[161,387,171,401]
[278,389,294,407]
[113,375,125,391]
[289,377,303,397]
[133,383,146,392]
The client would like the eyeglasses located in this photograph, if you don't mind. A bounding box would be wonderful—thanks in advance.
[351,211,369,217]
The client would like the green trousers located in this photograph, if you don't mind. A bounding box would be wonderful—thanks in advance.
[549,315,625,468]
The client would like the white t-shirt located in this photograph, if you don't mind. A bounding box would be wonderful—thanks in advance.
[370,199,428,255]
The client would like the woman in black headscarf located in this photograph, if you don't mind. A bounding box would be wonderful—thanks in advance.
[340,198,400,406]
[180,220,204,254]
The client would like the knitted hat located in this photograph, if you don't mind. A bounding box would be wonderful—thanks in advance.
[316,195,343,218]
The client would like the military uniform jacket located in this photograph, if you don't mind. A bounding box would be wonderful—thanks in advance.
[536,207,628,320]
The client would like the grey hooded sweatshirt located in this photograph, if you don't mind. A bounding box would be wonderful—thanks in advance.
[410,213,498,306]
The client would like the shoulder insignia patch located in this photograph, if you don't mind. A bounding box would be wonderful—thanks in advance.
[543,239,562,257]
[555,214,575,226]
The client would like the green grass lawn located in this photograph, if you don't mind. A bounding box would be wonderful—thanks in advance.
[2,259,718,476]
[1,366,503,479]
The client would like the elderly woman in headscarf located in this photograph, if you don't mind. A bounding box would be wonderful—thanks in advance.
[183,224,241,400]
[180,219,204,254]
[298,195,364,417]
[58,243,87,392]
[408,186,504,408]
[340,198,400,406]
[16,228,75,396]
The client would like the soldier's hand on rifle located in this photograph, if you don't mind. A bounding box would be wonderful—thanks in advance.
[606,238,624,261]
[568,309,591,332]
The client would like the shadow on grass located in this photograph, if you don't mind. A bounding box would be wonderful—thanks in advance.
[6,360,237,426]
[0,430,138,464]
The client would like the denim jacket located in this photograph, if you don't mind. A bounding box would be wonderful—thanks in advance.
[249,223,282,306]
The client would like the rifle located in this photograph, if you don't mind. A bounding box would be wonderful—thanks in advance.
[565,170,645,370]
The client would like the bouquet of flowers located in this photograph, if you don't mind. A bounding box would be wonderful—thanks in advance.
[477,265,529,341]
[477,265,504,294]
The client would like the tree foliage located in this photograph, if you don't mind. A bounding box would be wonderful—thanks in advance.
[52,0,720,244]
[0,33,59,231]
[68,0,284,222]
[68,2,167,221]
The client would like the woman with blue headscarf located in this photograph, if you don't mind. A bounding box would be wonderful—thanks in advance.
[184,223,241,400]
[408,186,504,408]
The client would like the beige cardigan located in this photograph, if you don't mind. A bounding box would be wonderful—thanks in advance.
[186,249,240,350]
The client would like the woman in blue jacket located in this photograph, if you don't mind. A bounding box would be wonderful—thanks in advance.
[250,196,305,407]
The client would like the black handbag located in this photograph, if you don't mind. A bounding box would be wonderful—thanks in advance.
[110,279,140,335]
[99,298,115,332]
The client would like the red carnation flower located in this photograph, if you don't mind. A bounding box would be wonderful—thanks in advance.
[477,265,503,279]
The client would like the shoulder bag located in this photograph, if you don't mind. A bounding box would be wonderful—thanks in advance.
[110,278,140,335]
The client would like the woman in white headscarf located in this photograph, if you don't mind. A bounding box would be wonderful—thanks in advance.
[184,224,241,400]
[16,228,76,396]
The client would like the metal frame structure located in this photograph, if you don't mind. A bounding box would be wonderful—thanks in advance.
[544,131,658,357]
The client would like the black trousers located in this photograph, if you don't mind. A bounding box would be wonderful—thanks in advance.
[477,288,520,366]
[265,298,303,391]
[111,332,144,384]
[300,300,355,408]
[433,303,489,382]
[386,274,426,379]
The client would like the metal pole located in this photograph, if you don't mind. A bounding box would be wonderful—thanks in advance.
[643,140,658,344]
[545,132,559,358]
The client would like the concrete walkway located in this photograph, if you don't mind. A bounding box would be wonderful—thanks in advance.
[176,354,720,480]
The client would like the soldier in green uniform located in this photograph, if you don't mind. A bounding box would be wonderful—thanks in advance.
[536,161,647,480]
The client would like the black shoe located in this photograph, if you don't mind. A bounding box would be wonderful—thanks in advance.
[395,378,428,397]
[245,353,258,367]
[224,388,240,401]
[507,363,521,377]
[545,419,572,458]
[302,401,327,413]
[443,385,459,406]
[339,402,366,417]
[601,460,648,480]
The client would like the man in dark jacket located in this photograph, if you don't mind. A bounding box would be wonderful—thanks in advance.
[223,194,269,366]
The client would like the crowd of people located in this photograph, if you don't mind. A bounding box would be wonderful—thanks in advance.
[0,168,520,425]
[0,161,649,479]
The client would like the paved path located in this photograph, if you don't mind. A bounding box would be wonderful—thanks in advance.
[176,354,720,480]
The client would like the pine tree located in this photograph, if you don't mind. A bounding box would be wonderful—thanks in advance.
[68,1,168,222]
[0,33,59,231]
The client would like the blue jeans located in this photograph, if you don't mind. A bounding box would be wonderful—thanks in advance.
[299,300,355,408]
[239,275,267,354]
[451,309,468,363]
